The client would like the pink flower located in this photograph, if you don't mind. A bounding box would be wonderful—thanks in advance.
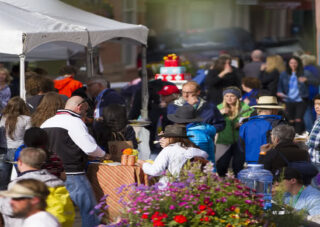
[245,200,252,204]
[169,205,175,210]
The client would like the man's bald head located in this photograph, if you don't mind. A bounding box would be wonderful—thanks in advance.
[251,50,263,62]
[65,96,88,117]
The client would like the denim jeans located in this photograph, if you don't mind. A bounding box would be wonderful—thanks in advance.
[65,174,99,227]
[0,148,15,190]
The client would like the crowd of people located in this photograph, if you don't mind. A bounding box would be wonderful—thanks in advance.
[0,50,319,226]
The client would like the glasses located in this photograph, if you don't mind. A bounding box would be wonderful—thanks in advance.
[182,91,196,95]
[12,197,32,201]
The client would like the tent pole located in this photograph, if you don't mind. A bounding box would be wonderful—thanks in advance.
[141,45,149,120]
[86,46,93,78]
[19,54,26,101]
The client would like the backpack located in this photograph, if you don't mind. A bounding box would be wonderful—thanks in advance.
[46,186,75,227]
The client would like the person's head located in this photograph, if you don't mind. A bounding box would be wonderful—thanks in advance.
[0,67,11,84]
[26,75,54,96]
[251,50,264,62]
[283,167,305,194]
[300,54,316,67]
[59,65,77,77]
[286,56,304,76]
[222,86,241,105]
[314,94,320,116]
[18,147,47,172]
[241,77,261,92]
[213,55,232,73]
[158,85,180,104]
[1,179,50,218]
[2,97,30,139]
[31,92,65,127]
[23,127,49,150]
[181,81,201,101]
[270,125,295,145]
[253,96,284,115]
[102,104,128,132]
[265,55,285,73]
[86,76,109,98]
[159,125,197,148]
[65,95,88,117]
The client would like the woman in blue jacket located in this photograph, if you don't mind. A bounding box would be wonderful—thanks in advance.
[277,56,308,134]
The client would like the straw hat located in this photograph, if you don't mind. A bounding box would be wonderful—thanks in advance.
[251,96,284,109]
[0,183,40,198]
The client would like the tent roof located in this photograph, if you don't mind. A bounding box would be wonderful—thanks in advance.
[0,0,148,60]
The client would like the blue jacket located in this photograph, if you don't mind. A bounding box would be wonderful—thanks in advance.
[277,71,309,100]
[186,122,216,163]
[239,115,285,163]
[167,98,226,133]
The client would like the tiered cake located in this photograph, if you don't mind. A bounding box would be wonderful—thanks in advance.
[155,54,191,88]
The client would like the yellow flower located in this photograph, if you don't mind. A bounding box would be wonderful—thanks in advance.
[229,214,239,219]
[235,207,240,214]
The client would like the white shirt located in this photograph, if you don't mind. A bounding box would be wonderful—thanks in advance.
[22,211,61,227]
[142,143,208,187]
[0,115,31,149]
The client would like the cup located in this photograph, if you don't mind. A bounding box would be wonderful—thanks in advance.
[127,155,136,166]
[121,154,128,165]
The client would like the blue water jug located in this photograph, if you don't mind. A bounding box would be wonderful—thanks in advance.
[238,164,273,209]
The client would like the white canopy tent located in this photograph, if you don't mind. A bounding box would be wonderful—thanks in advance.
[0,0,149,119]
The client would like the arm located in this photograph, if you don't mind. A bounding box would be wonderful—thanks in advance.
[142,148,169,176]
[304,70,320,86]
[68,120,106,157]
[209,103,226,133]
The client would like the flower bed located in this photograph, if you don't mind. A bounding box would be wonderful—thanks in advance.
[95,162,305,227]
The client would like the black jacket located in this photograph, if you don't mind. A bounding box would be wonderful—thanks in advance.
[259,141,310,178]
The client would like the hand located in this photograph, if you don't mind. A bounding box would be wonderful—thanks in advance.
[137,160,146,166]
[260,63,266,71]
[220,107,230,115]
[243,98,250,105]
[159,101,167,108]
[277,92,287,99]
[187,95,198,105]
[159,137,169,148]
[103,153,111,160]
[298,77,307,83]
[260,143,273,153]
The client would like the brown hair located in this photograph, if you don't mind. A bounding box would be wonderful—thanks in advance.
[19,147,47,169]
[31,92,65,127]
[182,81,201,92]
[26,75,54,96]
[241,77,261,89]
[213,55,232,73]
[2,97,30,139]
[168,137,198,149]
[16,179,49,210]
[0,67,12,84]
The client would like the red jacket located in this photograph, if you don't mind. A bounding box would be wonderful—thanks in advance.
[54,77,83,97]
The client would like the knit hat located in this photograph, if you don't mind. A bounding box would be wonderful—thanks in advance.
[158,85,180,96]
[222,86,242,99]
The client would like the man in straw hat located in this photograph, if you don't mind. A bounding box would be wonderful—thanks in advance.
[239,96,286,165]
[0,179,60,227]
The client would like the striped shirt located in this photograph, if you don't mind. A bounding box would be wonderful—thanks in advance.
[307,118,320,164]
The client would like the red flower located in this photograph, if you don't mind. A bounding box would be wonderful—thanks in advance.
[153,220,165,227]
[229,206,236,211]
[200,216,210,222]
[206,208,216,216]
[174,215,187,224]
[141,214,148,219]
[198,205,206,211]
[151,212,168,222]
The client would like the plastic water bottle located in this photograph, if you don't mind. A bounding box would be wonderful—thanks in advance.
[238,164,273,210]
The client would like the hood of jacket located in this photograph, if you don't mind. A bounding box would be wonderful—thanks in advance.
[11,169,64,188]
[54,77,73,90]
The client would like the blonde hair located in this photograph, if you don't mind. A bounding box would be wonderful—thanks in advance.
[0,67,12,84]
[265,55,285,73]
[300,54,316,66]
[222,95,241,119]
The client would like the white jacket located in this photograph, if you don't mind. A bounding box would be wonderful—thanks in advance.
[142,142,208,187]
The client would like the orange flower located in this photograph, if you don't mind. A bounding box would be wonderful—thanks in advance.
[122,148,133,155]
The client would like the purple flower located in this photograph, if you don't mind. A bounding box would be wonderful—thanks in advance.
[245,200,253,204]
[169,205,175,210]
[179,202,188,206]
